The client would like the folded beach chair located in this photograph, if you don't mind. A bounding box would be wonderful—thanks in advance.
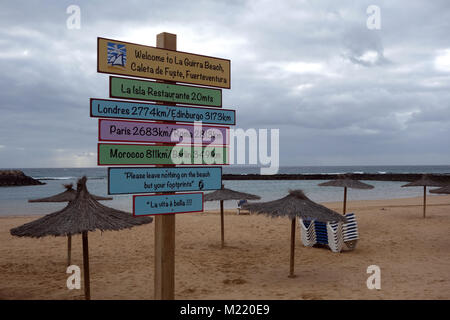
[299,219,316,247]
[313,220,329,245]
[237,199,248,215]
[299,213,359,252]
[342,212,359,249]
[326,221,344,253]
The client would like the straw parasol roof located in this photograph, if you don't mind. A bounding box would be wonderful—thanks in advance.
[243,189,346,223]
[204,188,261,202]
[10,176,152,300]
[318,175,374,214]
[401,174,445,188]
[429,185,450,194]
[318,177,374,190]
[204,186,260,248]
[12,178,151,237]
[401,174,445,218]
[28,183,113,202]
[27,183,113,267]
[242,190,345,278]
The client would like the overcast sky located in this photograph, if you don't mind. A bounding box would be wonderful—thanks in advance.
[1,0,450,168]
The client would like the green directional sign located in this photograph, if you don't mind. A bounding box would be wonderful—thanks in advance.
[98,143,229,165]
[110,76,222,107]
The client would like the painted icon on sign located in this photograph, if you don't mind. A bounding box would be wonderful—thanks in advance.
[107,42,127,68]
[108,167,222,194]
[133,192,203,216]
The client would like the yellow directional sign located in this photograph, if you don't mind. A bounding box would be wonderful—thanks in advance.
[98,37,231,89]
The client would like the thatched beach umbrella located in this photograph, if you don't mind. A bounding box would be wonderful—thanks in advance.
[28,183,113,266]
[243,190,346,278]
[28,183,113,202]
[11,177,152,300]
[401,174,444,218]
[318,175,374,214]
[429,185,450,194]
[204,185,260,248]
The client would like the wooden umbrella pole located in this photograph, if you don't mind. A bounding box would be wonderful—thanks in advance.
[82,231,90,300]
[288,218,296,278]
[343,187,347,215]
[423,186,427,218]
[67,235,72,267]
[220,200,225,248]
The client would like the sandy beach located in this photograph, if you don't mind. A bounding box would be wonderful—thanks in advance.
[1,195,449,300]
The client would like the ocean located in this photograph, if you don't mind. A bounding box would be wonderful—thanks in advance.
[1,165,449,216]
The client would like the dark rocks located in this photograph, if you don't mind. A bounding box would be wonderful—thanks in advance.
[0,170,45,186]
[222,173,450,183]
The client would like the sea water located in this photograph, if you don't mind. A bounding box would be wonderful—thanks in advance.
[0,165,449,216]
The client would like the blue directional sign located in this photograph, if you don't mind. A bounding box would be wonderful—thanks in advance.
[108,167,222,195]
[133,192,203,216]
[90,98,235,125]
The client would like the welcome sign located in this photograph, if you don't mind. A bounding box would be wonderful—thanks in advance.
[98,37,231,88]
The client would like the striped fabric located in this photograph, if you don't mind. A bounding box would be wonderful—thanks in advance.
[299,213,359,252]
[299,219,316,247]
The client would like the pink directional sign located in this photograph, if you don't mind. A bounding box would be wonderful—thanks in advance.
[98,119,229,146]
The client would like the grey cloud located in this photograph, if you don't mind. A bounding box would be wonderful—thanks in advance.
[1,0,450,167]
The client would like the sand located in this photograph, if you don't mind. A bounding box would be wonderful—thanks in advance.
[0,195,449,300]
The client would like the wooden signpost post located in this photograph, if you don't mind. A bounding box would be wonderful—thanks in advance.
[154,33,176,300]
[94,32,232,300]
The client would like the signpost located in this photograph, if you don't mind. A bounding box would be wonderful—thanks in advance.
[98,119,229,145]
[97,143,229,165]
[90,98,235,125]
[133,192,203,216]
[110,76,222,107]
[94,32,232,300]
[108,167,222,194]
[98,37,230,88]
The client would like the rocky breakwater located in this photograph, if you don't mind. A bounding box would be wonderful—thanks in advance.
[222,173,450,183]
[0,170,45,186]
